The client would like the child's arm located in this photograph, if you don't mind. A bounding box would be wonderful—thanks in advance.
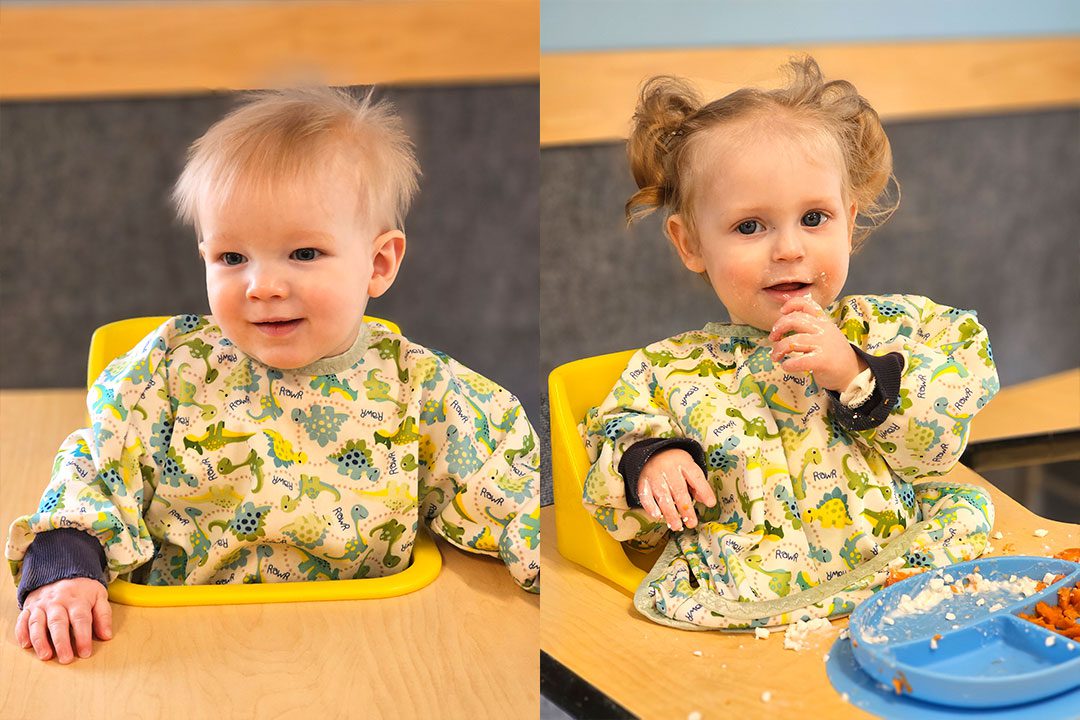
[6,321,175,646]
[414,350,539,593]
[580,348,705,549]
[775,295,998,477]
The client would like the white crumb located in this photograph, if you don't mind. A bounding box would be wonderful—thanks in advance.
[930,636,939,650]
[992,531,1004,540]
[692,650,703,657]
[1010,575,1018,582]
[841,693,850,703]
[952,624,960,630]
[985,545,994,553]
[1034,528,1048,538]
[1043,572,1059,585]
[688,712,703,720]
[755,627,771,640]
[945,612,956,621]
[1067,643,1075,651]
[761,691,772,703]
[823,653,830,662]
[883,617,895,625]
[1046,636,1056,647]
[989,603,1004,612]
[782,617,833,651]
[976,598,986,606]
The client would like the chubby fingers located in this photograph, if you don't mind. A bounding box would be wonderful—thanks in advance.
[92,587,113,642]
[682,464,716,508]
[778,295,825,318]
[651,473,683,531]
[769,310,827,342]
[27,606,52,661]
[15,608,31,649]
[46,604,75,664]
[665,471,698,529]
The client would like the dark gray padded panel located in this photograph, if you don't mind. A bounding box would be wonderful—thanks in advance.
[539,109,1080,505]
[0,84,540,424]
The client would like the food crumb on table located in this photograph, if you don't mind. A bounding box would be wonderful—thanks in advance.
[1034,528,1049,538]
[761,691,772,703]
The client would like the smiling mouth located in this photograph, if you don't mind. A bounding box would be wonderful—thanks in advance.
[253,319,302,336]
[765,281,811,293]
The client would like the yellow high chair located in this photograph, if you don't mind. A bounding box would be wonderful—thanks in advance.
[86,315,441,607]
[549,348,662,595]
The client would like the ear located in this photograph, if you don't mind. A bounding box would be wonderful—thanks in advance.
[666,214,706,273]
[368,230,406,298]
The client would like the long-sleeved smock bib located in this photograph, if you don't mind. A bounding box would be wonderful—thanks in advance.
[582,295,999,629]
[7,315,540,596]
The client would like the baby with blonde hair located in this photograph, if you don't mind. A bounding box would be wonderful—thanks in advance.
[583,57,998,630]
[8,86,539,664]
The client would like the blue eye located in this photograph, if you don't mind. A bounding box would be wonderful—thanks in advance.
[736,220,761,235]
[802,211,827,227]
[222,252,245,266]
[291,248,320,261]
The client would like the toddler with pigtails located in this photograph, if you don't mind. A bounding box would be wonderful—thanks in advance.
[582,57,999,630]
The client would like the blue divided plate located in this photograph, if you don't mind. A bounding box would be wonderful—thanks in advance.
[848,556,1080,709]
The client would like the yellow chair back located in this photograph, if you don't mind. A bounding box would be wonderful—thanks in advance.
[548,348,648,594]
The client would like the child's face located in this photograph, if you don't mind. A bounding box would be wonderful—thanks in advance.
[198,161,401,370]
[668,125,857,331]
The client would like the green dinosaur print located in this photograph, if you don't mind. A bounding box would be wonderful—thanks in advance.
[725,407,780,439]
[759,384,800,415]
[248,369,284,421]
[933,397,972,446]
[217,449,266,492]
[362,368,404,410]
[91,385,128,421]
[372,518,407,567]
[242,545,274,584]
[371,338,409,382]
[176,337,219,383]
[842,454,892,500]
[280,474,342,512]
[503,430,535,464]
[175,364,217,420]
[208,501,271,541]
[669,358,737,378]
[294,547,340,581]
[182,421,255,455]
[292,405,349,447]
[839,531,868,569]
[793,448,823,501]
[183,483,244,511]
[184,507,211,566]
[374,416,422,449]
[326,505,370,560]
[642,346,703,367]
[281,513,332,549]
[745,554,791,597]
[329,439,380,482]
[861,507,907,538]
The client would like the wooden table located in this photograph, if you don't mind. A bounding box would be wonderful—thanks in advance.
[0,390,538,720]
[964,369,1080,470]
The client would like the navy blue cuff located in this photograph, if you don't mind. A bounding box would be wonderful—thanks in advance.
[827,345,905,432]
[16,529,108,608]
[618,437,707,507]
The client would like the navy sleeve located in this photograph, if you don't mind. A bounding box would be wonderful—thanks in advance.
[618,437,708,507]
[17,529,108,608]
[827,345,905,432]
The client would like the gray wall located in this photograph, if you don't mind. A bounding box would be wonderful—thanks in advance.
[0,84,540,424]
[539,108,1080,505]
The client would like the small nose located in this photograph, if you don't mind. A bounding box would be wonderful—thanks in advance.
[246,264,288,301]
[771,226,806,262]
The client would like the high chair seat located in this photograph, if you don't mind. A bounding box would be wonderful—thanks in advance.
[549,349,649,595]
[86,314,442,607]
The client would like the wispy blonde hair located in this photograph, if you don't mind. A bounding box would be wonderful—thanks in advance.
[173,86,420,238]
[626,56,899,251]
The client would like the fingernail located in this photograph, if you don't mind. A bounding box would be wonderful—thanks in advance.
[79,648,90,658]
[37,650,48,660]
[104,627,113,639]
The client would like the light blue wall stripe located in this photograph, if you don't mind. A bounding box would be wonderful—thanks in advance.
[541,1,1080,52]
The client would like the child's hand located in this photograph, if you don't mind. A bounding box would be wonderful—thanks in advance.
[638,448,717,531]
[768,296,867,391]
[15,577,113,663]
